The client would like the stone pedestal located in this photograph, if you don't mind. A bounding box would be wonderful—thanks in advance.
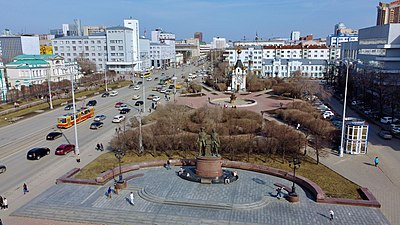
[287,194,300,203]
[115,180,127,189]
[196,156,222,178]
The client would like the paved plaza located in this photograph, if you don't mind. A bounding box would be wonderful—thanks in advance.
[11,166,389,225]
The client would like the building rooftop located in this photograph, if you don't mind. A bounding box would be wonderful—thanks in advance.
[262,58,327,65]
[107,26,133,31]
[7,59,49,69]
[12,54,60,61]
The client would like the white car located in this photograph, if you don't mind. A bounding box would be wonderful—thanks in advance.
[146,77,153,81]
[323,111,334,119]
[133,85,140,90]
[380,116,398,124]
[132,95,140,100]
[152,96,161,102]
[109,91,118,97]
[112,115,125,123]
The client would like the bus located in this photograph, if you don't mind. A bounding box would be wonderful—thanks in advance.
[141,71,151,78]
[57,107,95,128]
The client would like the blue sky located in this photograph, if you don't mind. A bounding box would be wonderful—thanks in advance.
[1,0,379,42]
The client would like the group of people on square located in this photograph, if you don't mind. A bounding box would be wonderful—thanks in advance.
[96,143,104,151]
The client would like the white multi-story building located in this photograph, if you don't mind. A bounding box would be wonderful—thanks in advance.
[233,39,286,47]
[291,31,301,41]
[211,37,227,49]
[106,26,138,74]
[52,34,107,71]
[5,54,78,89]
[150,28,176,68]
[139,37,151,71]
[123,19,141,71]
[0,35,40,64]
[262,59,327,79]
[225,44,329,76]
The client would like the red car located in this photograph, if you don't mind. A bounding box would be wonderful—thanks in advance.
[115,102,124,108]
[55,144,75,155]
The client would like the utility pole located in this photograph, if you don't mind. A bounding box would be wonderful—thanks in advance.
[138,109,144,153]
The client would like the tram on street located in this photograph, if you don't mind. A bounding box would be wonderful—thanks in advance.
[57,107,95,128]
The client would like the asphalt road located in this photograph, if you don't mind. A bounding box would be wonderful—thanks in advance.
[0,63,203,197]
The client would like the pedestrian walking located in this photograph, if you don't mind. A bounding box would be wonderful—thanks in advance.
[130,192,135,205]
[23,183,29,194]
[166,159,171,170]
[276,187,283,199]
[0,196,3,209]
[3,198,7,210]
[100,143,104,151]
[107,186,112,199]
[96,143,101,151]
[374,156,379,167]
[329,209,334,221]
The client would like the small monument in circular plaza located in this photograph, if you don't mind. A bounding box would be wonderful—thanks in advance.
[196,128,223,181]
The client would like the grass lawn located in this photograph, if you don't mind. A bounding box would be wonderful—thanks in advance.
[75,150,361,200]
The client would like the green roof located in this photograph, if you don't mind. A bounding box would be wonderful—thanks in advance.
[12,54,60,61]
[7,59,49,69]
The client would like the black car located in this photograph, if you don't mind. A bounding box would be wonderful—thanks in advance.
[90,121,104,129]
[27,147,50,160]
[101,92,110,98]
[120,108,131,114]
[129,84,135,89]
[135,101,144,106]
[64,104,75,110]
[86,100,97,106]
[46,132,63,140]
[0,164,6,174]
[154,77,159,81]
[137,81,143,85]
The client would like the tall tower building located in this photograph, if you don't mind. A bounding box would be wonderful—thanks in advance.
[194,32,203,43]
[290,31,300,41]
[123,18,141,64]
[377,1,400,25]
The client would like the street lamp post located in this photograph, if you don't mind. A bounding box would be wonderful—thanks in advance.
[104,52,108,92]
[69,65,80,161]
[114,148,125,182]
[47,77,53,109]
[288,157,301,196]
[339,60,357,157]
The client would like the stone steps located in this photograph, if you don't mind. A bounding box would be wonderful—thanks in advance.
[138,188,270,210]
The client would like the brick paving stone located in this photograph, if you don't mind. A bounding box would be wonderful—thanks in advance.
[10,167,390,225]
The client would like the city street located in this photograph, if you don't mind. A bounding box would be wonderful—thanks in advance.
[0,63,202,221]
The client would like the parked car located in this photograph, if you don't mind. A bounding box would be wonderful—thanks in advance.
[146,77,153,81]
[27,147,50,160]
[115,102,125,108]
[152,96,161,102]
[46,131,62,140]
[391,127,400,135]
[101,92,110,98]
[64,104,75,110]
[132,95,140,100]
[133,85,140,90]
[117,104,128,110]
[90,121,104,129]
[86,100,97,106]
[0,164,6,174]
[109,90,118,96]
[135,101,144,106]
[120,108,131,114]
[112,115,126,123]
[94,114,106,121]
[137,81,143,85]
[154,77,159,80]
[128,84,135,89]
[147,94,156,100]
[380,116,399,124]
[55,144,75,155]
[323,111,334,119]
[378,130,392,140]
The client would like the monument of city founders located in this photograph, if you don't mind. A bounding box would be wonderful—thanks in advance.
[196,127,223,179]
